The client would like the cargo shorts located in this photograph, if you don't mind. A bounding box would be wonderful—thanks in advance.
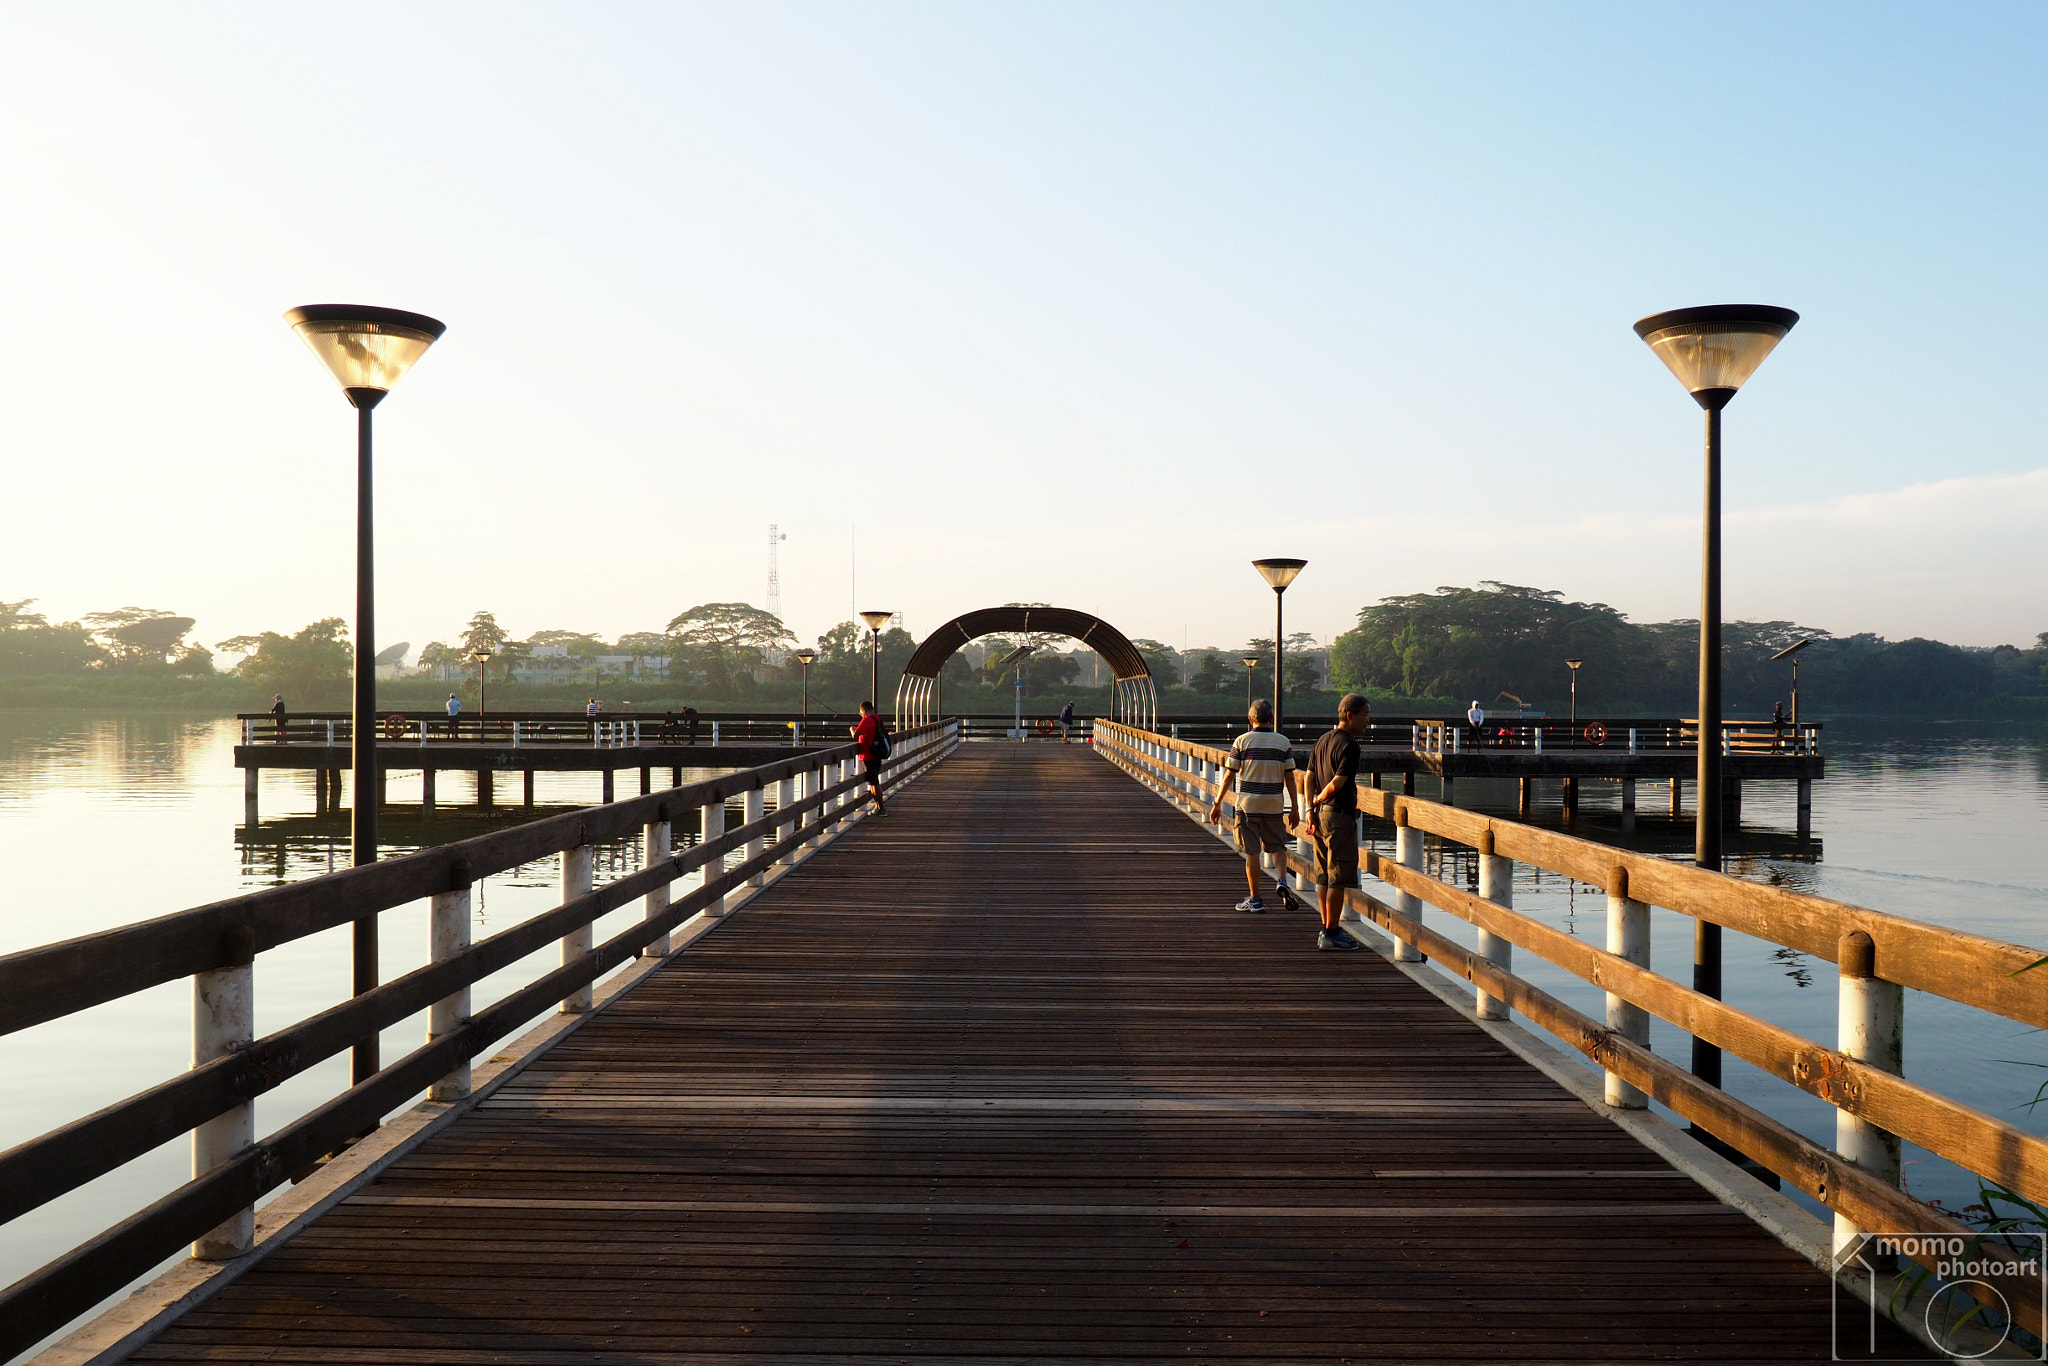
[1310,805,1360,888]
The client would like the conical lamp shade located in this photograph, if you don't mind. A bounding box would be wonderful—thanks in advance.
[1634,305,1797,408]
[1252,558,1306,590]
[860,611,894,631]
[285,305,446,395]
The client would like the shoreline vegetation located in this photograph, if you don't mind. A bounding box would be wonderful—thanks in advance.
[4,585,2044,722]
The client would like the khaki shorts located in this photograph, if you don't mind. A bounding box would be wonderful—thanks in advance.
[1311,805,1360,888]
[1234,810,1293,856]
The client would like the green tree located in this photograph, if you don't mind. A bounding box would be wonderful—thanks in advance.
[1128,639,1181,689]
[0,601,102,675]
[84,607,196,668]
[221,618,352,705]
[460,611,511,658]
[664,602,797,700]
[1,599,49,631]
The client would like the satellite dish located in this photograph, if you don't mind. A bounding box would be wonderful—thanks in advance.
[375,642,410,667]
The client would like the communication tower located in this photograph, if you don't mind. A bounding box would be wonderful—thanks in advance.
[766,525,788,666]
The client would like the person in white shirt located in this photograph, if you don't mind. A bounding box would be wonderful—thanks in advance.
[1467,700,1485,728]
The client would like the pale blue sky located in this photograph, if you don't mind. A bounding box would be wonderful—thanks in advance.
[2,3,2042,657]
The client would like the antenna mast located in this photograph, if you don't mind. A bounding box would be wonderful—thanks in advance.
[767,524,788,666]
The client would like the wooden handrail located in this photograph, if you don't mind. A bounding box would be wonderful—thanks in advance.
[1092,718,2048,1336]
[0,723,960,1358]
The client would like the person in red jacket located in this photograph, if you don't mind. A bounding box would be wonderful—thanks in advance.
[851,700,889,816]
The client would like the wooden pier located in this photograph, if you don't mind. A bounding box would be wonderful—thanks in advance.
[16,727,2045,1361]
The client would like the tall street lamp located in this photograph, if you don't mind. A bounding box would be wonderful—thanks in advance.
[473,649,494,719]
[286,303,444,1086]
[793,647,816,733]
[1771,639,1813,725]
[1251,559,1306,733]
[1241,654,1261,716]
[1635,302,1797,1097]
[1565,658,1583,725]
[859,611,893,708]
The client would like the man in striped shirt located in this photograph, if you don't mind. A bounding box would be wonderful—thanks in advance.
[1206,698,1304,913]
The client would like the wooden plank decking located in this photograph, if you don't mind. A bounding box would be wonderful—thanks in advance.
[135,744,1923,1363]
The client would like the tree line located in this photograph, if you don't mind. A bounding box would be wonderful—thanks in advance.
[1326,582,2048,717]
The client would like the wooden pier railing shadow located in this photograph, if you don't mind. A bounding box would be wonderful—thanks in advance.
[15,741,1948,1361]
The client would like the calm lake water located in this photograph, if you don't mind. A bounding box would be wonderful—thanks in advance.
[3,711,2046,1346]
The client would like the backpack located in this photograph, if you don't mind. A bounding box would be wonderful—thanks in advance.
[872,721,892,760]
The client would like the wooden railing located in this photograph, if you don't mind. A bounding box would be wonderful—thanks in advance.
[1094,719,2046,1339]
[1414,717,1822,756]
[0,721,960,1358]
[235,712,856,747]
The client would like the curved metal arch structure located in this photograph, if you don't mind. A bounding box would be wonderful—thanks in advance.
[893,606,1157,730]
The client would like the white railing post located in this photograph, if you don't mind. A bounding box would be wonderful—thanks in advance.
[512,720,522,748]
[561,844,594,1013]
[1534,727,1544,755]
[744,784,766,886]
[1391,807,1424,963]
[1605,867,1650,1108]
[1628,726,1638,755]
[712,720,721,747]
[326,720,336,747]
[428,866,473,1101]
[191,934,254,1260]
[775,772,797,866]
[241,719,253,745]
[642,811,672,958]
[1475,834,1513,1021]
[1834,930,1904,1266]
[702,795,728,916]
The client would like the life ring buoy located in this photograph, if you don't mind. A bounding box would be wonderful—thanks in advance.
[1033,718,1056,736]
[1584,722,1607,746]
[382,714,405,741]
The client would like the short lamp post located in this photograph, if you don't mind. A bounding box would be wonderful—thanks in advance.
[1771,638,1813,725]
[1241,655,1261,717]
[1635,302,1797,1098]
[1251,559,1306,733]
[286,303,445,1086]
[859,611,893,710]
[1566,658,1583,725]
[473,650,493,720]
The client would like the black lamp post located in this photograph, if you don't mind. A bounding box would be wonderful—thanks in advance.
[859,611,893,708]
[793,647,816,729]
[286,304,445,1085]
[1251,559,1306,732]
[473,649,493,720]
[1771,639,1813,725]
[1635,302,1797,1097]
[1241,654,1260,716]
[1566,658,1583,725]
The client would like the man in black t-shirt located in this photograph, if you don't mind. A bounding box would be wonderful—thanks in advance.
[1304,694,1371,951]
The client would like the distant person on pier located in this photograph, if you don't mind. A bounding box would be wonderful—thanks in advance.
[444,692,461,741]
[1059,700,1076,744]
[851,701,889,816]
[586,697,603,743]
[269,694,287,743]
[1206,698,1303,915]
[1303,694,1371,951]
[683,706,700,745]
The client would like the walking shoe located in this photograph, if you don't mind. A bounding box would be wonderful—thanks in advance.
[1235,896,1266,914]
[1317,929,1362,951]
[1274,887,1305,912]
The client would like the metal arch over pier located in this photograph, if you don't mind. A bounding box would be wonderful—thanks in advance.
[893,603,1158,728]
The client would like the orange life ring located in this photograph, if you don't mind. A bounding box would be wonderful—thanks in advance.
[1584,722,1607,746]
[382,714,405,741]
[1033,718,1056,736]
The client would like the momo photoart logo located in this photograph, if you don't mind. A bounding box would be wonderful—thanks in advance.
[1833,1231,2047,1361]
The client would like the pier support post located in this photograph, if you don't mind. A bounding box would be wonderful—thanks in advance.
[671,766,682,787]
[192,932,254,1260]
[524,769,535,810]
[1402,771,1414,796]
[640,766,651,796]
[422,768,436,822]
[428,863,473,1101]
[1722,777,1743,825]
[1517,777,1530,816]
[1834,930,1904,1268]
[1561,776,1578,814]
[477,769,493,809]
[642,812,672,958]
[1670,777,1682,817]
[1605,867,1650,1109]
[1391,808,1424,963]
[243,767,258,826]
[1440,775,1455,806]
[560,844,594,1013]
[1797,778,1812,835]
[702,796,728,916]
[1621,778,1636,833]
[601,769,614,804]
[1475,833,1512,1020]
[744,785,766,887]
